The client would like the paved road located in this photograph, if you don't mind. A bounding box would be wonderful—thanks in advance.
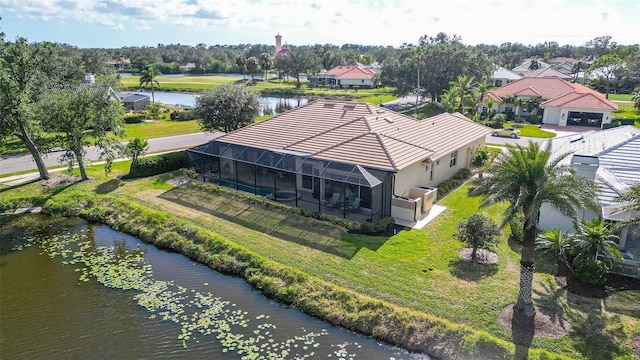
[0,132,222,175]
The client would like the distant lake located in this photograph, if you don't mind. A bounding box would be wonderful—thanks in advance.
[135,91,309,115]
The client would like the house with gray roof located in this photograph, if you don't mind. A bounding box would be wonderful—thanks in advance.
[187,100,491,225]
[491,66,522,87]
[539,126,640,275]
[117,92,151,112]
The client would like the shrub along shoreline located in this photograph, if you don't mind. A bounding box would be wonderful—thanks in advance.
[1,184,569,360]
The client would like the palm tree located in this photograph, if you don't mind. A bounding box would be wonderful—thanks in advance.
[613,184,640,231]
[512,97,526,117]
[449,75,475,115]
[572,218,621,264]
[259,52,273,80]
[528,58,541,70]
[526,96,542,115]
[571,61,587,83]
[235,55,246,80]
[536,227,573,274]
[139,67,161,103]
[246,56,258,80]
[439,88,458,113]
[472,141,597,318]
[474,80,491,114]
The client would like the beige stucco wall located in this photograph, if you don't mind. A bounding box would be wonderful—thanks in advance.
[539,203,599,232]
[339,78,376,88]
[393,136,486,197]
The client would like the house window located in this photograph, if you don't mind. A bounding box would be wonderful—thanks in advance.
[361,80,364,83]
[430,163,434,181]
[450,151,458,168]
[302,175,313,190]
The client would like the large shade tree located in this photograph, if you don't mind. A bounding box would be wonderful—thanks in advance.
[472,141,597,320]
[39,77,124,180]
[1,38,84,180]
[194,83,260,133]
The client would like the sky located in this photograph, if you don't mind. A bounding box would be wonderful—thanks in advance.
[1,0,639,49]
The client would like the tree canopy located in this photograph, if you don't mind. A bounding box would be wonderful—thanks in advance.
[38,77,124,180]
[194,84,260,133]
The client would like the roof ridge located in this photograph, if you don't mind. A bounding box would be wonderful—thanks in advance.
[309,131,398,170]
[285,113,368,148]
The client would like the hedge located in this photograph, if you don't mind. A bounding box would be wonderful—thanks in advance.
[123,113,146,124]
[125,151,188,179]
[436,168,472,200]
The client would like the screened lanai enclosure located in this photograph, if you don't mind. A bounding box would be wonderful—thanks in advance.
[187,141,394,223]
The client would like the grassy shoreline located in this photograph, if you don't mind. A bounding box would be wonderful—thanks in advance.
[1,163,638,359]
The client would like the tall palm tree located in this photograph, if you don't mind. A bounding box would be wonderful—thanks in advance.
[474,80,491,113]
[246,56,258,80]
[449,75,475,115]
[259,52,273,80]
[139,67,161,103]
[472,141,597,319]
[235,55,246,80]
[571,61,586,83]
[512,97,525,116]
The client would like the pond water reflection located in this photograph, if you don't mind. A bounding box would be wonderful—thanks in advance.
[0,215,428,359]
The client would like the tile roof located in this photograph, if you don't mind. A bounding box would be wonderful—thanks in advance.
[492,66,523,81]
[485,77,617,111]
[525,67,572,79]
[548,57,579,65]
[215,100,492,171]
[542,91,618,110]
[325,66,376,80]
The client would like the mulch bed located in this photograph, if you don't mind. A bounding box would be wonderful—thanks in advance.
[458,248,499,264]
[498,304,572,338]
[40,174,82,188]
[554,262,640,298]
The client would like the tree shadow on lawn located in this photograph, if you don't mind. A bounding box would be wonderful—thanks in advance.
[158,187,390,260]
[448,257,499,281]
[535,274,634,359]
[95,179,123,194]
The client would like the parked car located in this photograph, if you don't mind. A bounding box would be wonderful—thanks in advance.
[492,127,521,138]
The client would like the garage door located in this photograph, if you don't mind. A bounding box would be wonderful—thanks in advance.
[567,111,603,127]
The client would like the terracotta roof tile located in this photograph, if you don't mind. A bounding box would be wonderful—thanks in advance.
[216,100,491,171]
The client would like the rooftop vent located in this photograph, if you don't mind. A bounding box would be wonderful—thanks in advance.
[384,117,394,123]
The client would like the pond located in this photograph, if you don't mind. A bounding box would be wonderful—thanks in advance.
[135,91,308,116]
[0,215,428,359]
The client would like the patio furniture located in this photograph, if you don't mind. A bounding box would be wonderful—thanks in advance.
[349,197,361,212]
[328,193,341,209]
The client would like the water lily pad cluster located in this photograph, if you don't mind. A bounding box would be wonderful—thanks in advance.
[17,230,333,359]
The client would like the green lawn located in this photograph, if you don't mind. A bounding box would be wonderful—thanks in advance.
[608,94,633,102]
[121,119,202,140]
[2,163,636,359]
[504,123,557,138]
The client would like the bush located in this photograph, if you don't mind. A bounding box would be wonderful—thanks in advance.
[123,113,146,124]
[573,257,608,286]
[528,115,542,124]
[472,147,489,167]
[603,119,622,129]
[436,168,472,200]
[173,109,198,121]
[125,151,188,179]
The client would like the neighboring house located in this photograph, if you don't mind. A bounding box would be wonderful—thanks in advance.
[524,67,572,80]
[107,57,131,70]
[310,66,377,88]
[483,77,618,127]
[491,66,522,87]
[538,126,640,275]
[187,100,491,224]
[356,61,382,74]
[547,57,579,76]
[117,92,151,112]
[512,58,551,76]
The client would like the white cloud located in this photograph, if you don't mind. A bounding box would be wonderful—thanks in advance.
[0,0,638,46]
